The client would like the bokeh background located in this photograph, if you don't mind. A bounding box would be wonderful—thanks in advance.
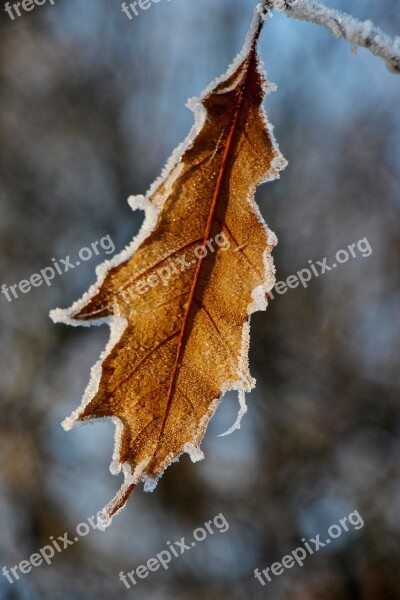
[0,0,399,598]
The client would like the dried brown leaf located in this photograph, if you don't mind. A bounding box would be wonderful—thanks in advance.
[51,9,287,529]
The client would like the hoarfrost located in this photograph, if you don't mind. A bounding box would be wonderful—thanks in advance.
[270,0,400,74]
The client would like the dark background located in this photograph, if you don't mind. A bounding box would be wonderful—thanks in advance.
[0,0,399,598]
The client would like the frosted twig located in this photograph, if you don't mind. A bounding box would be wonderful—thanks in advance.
[261,0,400,74]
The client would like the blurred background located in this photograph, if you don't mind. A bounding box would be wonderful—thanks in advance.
[0,0,399,598]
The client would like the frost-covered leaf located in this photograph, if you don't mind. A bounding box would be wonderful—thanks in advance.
[50,9,286,530]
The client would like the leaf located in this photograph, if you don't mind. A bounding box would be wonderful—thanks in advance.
[50,8,287,530]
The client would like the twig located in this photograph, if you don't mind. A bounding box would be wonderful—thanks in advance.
[261,0,400,74]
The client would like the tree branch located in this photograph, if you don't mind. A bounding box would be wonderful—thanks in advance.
[260,0,400,74]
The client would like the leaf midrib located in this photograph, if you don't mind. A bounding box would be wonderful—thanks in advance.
[154,26,262,450]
